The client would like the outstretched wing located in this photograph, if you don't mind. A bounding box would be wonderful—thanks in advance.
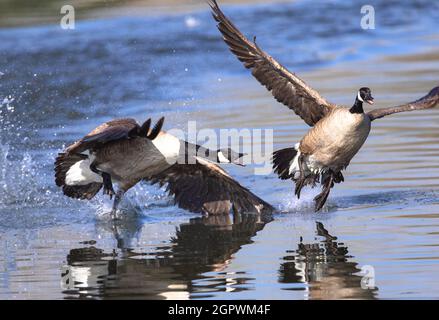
[367,86,439,121]
[65,117,165,154]
[208,0,335,126]
[148,157,274,215]
[65,118,139,154]
[54,152,103,199]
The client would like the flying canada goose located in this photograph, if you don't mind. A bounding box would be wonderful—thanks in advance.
[209,0,439,211]
[55,116,274,219]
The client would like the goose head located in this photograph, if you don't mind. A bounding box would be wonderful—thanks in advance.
[217,148,246,166]
[357,87,374,105]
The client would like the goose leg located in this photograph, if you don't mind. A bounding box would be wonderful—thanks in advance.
[314,173,334,212]
[294,154,305,199]
[102,172,115,199]
[90,162,115,199]
[111,189,125,220]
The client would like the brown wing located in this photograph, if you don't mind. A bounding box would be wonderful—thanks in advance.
[54,152,102,199]
[66,118,139,154]
[209,0,335,126]
[367,86,439,121]
[148,157,274,215]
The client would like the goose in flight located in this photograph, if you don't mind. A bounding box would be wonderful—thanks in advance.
[55,116,274,219]
[209,0,439,211]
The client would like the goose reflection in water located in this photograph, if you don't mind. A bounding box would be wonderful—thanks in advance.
[61,212,273,299]
[279,222,378,300]
[61,215,377,299]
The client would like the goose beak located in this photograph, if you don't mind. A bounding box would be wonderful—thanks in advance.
[366,98,374,105]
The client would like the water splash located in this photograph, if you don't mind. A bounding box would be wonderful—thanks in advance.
[0,86,175,228]
[0,91,85,228]
[184,16,200,29]
[277,188,320,213]
[1,96,14,111]
[0,93,47,209]
[0,145,37,208]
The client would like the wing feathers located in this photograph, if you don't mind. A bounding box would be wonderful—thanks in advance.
[54,152,102,200]
[367,86,439,121]
[209,0,334,126]
[147,158,274,215]
[65,117,165,154]
[66,118,139,154]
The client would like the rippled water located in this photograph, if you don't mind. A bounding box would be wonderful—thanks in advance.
[1,0,439,299]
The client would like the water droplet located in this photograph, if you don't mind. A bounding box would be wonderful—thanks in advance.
[184,16,200,28]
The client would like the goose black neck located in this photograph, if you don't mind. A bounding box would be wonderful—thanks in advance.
[182,141,218,163]
[350,97,364,114]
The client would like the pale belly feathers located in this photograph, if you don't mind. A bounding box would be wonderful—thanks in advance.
[290,108,371,175]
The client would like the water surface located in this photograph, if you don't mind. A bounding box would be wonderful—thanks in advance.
[1,0,439,299]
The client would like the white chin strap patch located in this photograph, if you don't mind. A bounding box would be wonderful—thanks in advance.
[357,91,364,102]
[217,151,230,163]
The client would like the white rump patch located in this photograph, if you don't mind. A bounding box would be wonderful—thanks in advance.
[65,156,102,186]
[151,133,181,165]
[288,143,326,177]
[288,143,301,176]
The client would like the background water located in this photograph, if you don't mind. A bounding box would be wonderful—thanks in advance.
[1,0,439,299]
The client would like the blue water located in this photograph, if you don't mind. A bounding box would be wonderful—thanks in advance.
[0,0,439,299]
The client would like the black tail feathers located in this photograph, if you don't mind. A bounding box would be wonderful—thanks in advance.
[138,117,165,140]
[147,116,165,140]
[272,147,346,212]
[272,148,297,180]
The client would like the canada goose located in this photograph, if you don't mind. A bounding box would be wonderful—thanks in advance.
[55,116,274,219]
[209,0,439,211]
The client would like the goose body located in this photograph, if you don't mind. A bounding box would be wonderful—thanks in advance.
[92,132,180,189]
[298,108,371,174]
[209,0,439,211]
[55,117,274,218]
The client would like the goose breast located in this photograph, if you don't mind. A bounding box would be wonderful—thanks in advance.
[301,108,371,171]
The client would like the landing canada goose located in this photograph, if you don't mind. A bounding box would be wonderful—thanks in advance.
[209,0,439,211]
[55,116,274,218]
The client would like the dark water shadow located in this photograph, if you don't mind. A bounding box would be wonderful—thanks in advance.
[279,221,378,299]
[61,212,379,299]
[61,211,273,299]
